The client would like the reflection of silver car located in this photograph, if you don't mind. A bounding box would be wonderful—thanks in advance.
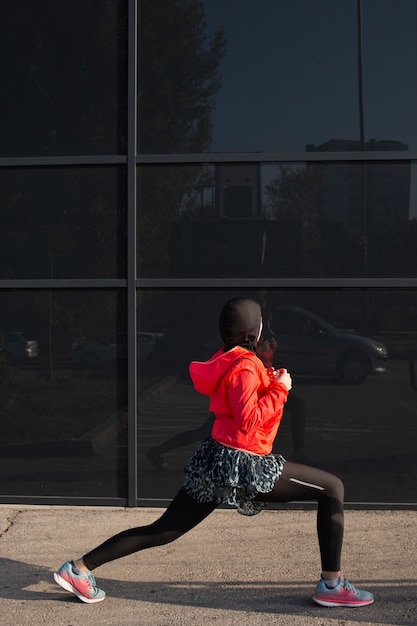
[70,332,164,369]
[273,306,388,384]
[0,331,39,364]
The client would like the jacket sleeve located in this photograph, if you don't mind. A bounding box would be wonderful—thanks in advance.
[226,361,288,434]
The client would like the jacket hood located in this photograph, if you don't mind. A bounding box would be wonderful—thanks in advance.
[219,298,262,353]
[189,346,254,396]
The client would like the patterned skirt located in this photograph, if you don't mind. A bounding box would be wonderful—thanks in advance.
[183,437,285,516]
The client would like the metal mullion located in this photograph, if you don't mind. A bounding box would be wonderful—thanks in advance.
[0,280,125,289]
[136,151,417,165]
[126,0,138,507]
[0,156,126,167]
[136,278,417,289]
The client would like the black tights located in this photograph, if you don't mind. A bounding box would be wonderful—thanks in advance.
[83,461,344,573]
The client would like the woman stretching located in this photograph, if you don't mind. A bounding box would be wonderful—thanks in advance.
[54,297,374,608]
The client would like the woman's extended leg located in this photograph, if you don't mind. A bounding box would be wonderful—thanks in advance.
[82,488,217,570]
[54,488,216,603]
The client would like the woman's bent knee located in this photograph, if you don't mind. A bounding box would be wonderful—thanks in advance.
[330,474,344,500]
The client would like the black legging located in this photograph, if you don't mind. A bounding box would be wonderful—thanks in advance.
[83,461,344,573]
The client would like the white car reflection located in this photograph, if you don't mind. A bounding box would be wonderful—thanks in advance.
[0,331,39,365]
[70,332,164,369]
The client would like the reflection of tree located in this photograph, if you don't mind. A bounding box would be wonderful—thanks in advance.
[138,0,226,277]
[313,218,363,277]
[265,165,320,225]
[373,219,417,278]
[265,165,321,276]
[178,167,216,219]
[0,168,126,280]
[0,348,16,415]
[139,165,202,277]
[0,0,127,156]
[138,0,226,153]
[0,2,128,373]
[265,165,363,277]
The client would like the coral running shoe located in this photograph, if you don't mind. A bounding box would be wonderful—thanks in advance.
[313,575,374,607]
[54,561,106,603]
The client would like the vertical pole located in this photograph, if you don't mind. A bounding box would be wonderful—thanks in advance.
[357,0,369,334]
[127,0,138,506]
[357,0,365,152]
[358,0,367,265]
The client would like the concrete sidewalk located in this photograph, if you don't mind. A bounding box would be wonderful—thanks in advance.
[0,506,415,625]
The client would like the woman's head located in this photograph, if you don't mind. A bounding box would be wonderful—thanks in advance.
[219,298,262,352]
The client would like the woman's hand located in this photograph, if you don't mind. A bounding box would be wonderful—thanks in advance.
[276,368,292,391]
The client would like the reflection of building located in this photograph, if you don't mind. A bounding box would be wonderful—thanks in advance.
[182,164,261,219]
[306,139,410,233]
[171,163,301,277]
[215,164,261,218]
[306,139,409,152]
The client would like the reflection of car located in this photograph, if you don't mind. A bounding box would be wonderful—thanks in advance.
[70,332,165,369]
[0,331,39,364]
[273,306,388,384]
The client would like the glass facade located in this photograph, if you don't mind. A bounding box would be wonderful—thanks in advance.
[0,167,127,279]
[138,0,417,154]
[0,1,128,157]
[138,289,417,505]
[0,289,128,499]
[138,161,417,278]
[1,0,417,508]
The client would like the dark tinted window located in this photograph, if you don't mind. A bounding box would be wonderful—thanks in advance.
[138,288,417,505]
[0,289,127,499]
[138,161,417,278]
[362,0,417,150]
[0,166,127,279]
[0,0,127,157]
[138,0,417,154]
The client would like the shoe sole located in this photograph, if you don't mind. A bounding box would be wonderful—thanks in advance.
[54,572,105,604]
[313,595,374,607]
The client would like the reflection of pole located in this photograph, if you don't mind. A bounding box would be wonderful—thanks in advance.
[257,163,266,275]
[260,228,266,269]
[358,0,370,334]
[357,0,367,277]
[409,352,417,390]
[48,252,54,383]
[357,0,365,151]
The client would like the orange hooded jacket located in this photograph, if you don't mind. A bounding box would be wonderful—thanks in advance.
[189,345,288,455]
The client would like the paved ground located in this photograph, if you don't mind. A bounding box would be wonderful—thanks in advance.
[0,505,416,625]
